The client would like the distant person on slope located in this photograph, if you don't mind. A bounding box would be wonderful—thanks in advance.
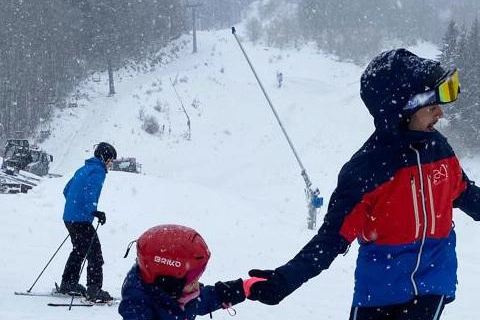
[119,224,247,320]
[244,49,480,319]
[276,71,283,88]
[57,142,117,302]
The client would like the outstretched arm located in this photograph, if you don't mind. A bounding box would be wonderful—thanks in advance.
[245,226,350,305]
[245,156,370,305]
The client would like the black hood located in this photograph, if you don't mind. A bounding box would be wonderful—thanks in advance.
[360,48,446,133]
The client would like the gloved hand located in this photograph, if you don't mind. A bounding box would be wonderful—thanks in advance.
[242,277,266,297]
[246,269,289,305]
[92,210,106,225]
[214,278,246,307]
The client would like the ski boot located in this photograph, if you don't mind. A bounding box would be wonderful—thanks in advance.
[56,282,87,296]
[86,285,113,302]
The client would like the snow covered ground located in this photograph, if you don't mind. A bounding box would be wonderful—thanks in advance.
[1,28,480,320]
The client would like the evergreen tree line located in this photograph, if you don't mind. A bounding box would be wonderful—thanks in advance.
[438,19,480,155]
[0,0,251,143]
[0,0,185,141]
[296,0,440,62]
[244,0,480,154]
[246,0,480,64]
[196,0,255,30]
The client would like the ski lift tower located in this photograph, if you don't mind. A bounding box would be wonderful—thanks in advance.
[186,2,203,53]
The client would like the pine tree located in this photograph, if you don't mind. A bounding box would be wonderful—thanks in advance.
[445,19,480,154]
[439,20,459,68]
[463,18,480,150]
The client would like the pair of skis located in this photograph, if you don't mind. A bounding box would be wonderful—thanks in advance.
[14,289,120,307]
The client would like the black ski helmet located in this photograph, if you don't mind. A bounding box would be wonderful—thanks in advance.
[94,142,117,162]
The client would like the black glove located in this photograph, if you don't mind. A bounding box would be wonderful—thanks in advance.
[247,269,289,305]
[92,210,106,225]
[214,278,246,306]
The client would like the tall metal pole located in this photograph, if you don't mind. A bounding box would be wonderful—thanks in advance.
[187,3,203,54]
[192,7,197,53]
[231,27,323,229]
[107,58,115,96]
[231,27,309,186]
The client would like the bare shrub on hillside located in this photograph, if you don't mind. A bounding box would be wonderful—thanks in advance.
[142,115,160,134]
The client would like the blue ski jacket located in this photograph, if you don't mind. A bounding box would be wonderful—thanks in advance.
[63,157,107,223]
[118,265,234,320]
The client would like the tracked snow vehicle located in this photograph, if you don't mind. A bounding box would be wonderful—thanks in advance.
[0,139,54,193]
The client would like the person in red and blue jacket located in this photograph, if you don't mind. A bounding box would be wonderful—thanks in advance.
[245,49,480,320]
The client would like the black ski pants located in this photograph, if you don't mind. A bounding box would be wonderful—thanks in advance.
[61,222,104,289]
[349,295,446,320]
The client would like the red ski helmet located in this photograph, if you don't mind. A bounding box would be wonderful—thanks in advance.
[136,224,211,284]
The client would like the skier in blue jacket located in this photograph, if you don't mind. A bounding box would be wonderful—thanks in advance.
[245,49,480,319]
[119,224,247,320]
[57,142,117,302]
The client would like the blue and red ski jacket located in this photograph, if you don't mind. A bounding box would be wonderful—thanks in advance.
[272,49,480,307]
[275,129,480,307]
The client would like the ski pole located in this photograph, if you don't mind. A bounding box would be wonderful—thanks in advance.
[68,222,100,310]
[27,233,70,293]
[231,27,323,227]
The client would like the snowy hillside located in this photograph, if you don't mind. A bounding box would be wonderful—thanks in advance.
[1,29,480,320]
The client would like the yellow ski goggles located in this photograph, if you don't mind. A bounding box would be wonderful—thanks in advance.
[404,69,460,111]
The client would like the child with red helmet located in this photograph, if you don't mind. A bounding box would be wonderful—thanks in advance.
[118,224,247,320]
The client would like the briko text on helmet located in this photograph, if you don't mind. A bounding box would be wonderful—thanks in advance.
[154,255,182,268]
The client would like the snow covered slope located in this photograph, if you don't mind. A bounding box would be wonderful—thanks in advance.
[1,29,479,320]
